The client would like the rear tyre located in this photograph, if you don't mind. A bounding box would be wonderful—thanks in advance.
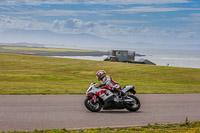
[84,97,102,112]
[124,95,140,112]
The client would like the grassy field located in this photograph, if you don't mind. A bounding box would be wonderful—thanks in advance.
[0,53,200,94]
[1,120,200,133]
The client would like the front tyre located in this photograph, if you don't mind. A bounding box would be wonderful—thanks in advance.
[124,95,140,112]
[84,97,102,112]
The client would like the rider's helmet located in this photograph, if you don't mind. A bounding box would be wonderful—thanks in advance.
[96,70,106,81]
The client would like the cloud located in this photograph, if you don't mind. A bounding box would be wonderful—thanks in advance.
[77,0,190,5]
[102,20,148,25]
[7,9,96,16]
[0,16,99,34]
[177,13,200,22]
[192,13,200,17]
[177,32,199,39]
[50,18,141,36]
[110,6,200,13]
[0,6,10,10]
[1,15,199,45]
[52,18,95,29]
[0,0,190,5]
[0,15,47,31]
[37,10,96,16]
[4,6,199,18]
[50,18,96,34]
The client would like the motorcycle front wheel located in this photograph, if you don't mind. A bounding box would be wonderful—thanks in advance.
[84,97,102,112]
[124,95,140,112]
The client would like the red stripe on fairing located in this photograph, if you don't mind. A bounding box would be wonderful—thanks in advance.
[101,86,112,91]
[96,90,105,96]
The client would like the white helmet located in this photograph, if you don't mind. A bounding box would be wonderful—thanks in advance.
[96,70,106,81]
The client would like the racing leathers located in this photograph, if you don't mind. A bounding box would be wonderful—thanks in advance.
[96,75,121,93]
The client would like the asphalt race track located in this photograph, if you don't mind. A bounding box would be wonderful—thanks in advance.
[0,94,200,131]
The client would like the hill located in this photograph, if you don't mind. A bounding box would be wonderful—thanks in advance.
[0,29,128,48]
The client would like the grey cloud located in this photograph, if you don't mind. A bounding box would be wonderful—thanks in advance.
[110,7,200,13]
[52,18,95,30]
[7,9,97,16]
[0,15,47,30]
[0,0,190,5]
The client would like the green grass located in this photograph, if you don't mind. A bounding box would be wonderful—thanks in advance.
[0,53,200,94]
[1,121,200,133]
[0,46,93,52]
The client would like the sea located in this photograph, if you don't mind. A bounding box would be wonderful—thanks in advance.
[52,48,200,68]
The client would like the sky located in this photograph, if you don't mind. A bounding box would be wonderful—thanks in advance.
[0,0,200,50]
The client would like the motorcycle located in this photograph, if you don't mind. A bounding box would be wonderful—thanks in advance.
[84,83,141,112]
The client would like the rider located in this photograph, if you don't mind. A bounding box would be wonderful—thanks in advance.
[96,70,124,96]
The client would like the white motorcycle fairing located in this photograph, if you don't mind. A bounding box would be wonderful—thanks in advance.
[86,83,114,101]
[122,85,136,94]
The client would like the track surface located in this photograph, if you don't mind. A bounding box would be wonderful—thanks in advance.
[0,94,200,131]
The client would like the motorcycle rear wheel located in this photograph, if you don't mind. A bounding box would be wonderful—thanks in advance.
[84,97,102,112]
[124,95,140,112]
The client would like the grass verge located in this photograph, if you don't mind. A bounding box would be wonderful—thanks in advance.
[1,120,200,133]
[0,53,200,94]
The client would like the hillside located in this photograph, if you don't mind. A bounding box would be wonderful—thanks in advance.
[0,45,107,56]
[0,53,199,94]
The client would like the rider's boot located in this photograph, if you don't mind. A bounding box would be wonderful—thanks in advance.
[113,87,125,97]
[119,90,125,96]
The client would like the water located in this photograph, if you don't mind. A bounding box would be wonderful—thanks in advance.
[52,48,200,68]
[52,55,108,61]
[134,49,200,68]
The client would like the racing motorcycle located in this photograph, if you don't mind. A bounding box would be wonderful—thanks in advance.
[84,83,140,112]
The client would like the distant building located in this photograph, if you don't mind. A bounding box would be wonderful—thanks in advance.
[110,50,135,62]
[105,50,156,65]
[112,50,128,62]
